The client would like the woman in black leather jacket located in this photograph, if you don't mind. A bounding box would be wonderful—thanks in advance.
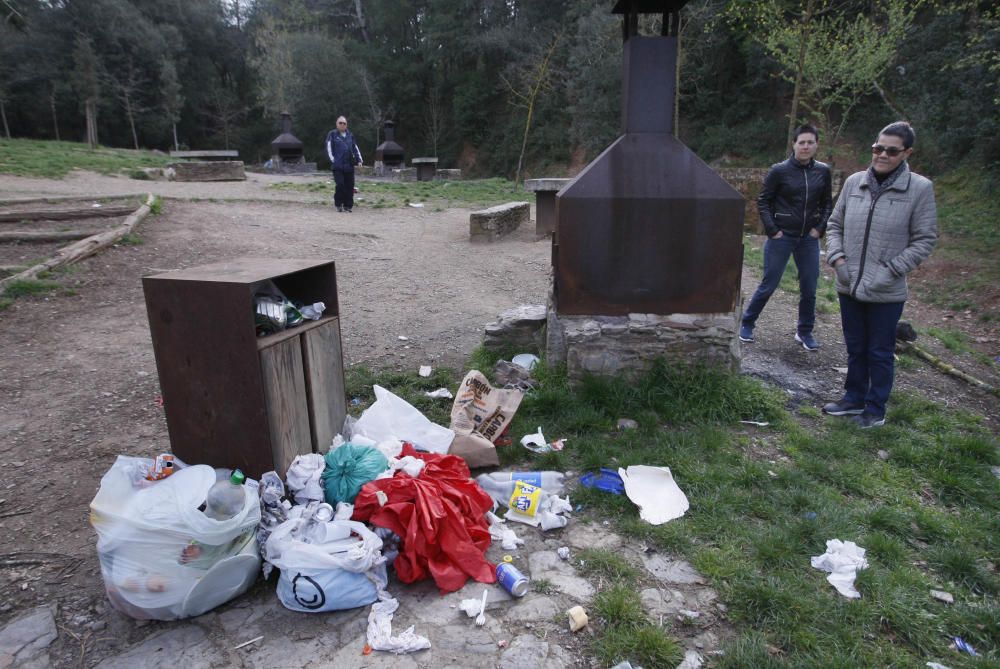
[739,124,833,351]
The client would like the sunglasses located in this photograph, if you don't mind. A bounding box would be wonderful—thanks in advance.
[871,144,905,157]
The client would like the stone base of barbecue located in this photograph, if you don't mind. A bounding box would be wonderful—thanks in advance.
[546,309,741,380]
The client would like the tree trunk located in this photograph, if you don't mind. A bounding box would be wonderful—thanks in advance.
[50,91,60,141]
[353,0,371,44]
[125,94,139,150]
[85,100,98,148]
[172,123,179,152]
[787,0,815,145]
[0,99,10,139]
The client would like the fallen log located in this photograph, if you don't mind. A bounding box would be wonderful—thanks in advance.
[0,193,155,292]
[896,340,998,396]
[0,230,94,243]
[0,194,141,207]
[0,205,136,222]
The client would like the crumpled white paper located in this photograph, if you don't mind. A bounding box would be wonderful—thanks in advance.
[285,453,326,504]
[619,465,689,525]
[424,388,454,399]
[677,650,704,669]
[810,539,868,599]
[485,511,525,550]
[366,594,432,654]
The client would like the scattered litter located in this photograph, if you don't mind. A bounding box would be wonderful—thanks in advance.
[354,385,454,454]
[617,418,638,430]
[930,590,954,604]
[286,453,326,504]
[767,470,778,477]
[991,466,1000,480]
[677,650,703,668]
[519,426,567,453]
[496,562,529,597]
[233,636,264,650]
[474,589,489,626]
[321,444,389,505]
[449,371,524,468]
[424,388,453,399]
[679,609,701,619]
[610,663,639,669]
[803,511,817,521]
[567,605,589,632]
[926,663,951,669]
[366,595,432,654]
[810,539,868,599]
[580,468,625,495]
[833,366,848,374]
[459,597,482,618]
[492,359,536,391]
[418,365,432,377]
[92,203,102,208]
[740,420,770,427]
[485,511,524,550]
[299,302,326,320]
[397,336,408,341]
[511,353,539,371]
[498,639,508,648]
[952,637,977,656]
[877,450,890,461]
[619,465,689,525]
[557,547,570,560]
[408,202,424,208]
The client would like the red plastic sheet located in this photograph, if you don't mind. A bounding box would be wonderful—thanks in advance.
[352,444,496,593]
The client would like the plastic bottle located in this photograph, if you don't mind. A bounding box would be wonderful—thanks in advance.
[204,469,247,520]
[482,471,565,494]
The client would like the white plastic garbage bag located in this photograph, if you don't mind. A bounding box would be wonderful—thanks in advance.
[286,453,325,504]
[354,385,455,454]
[90,456,261,621]
[264,517,388,613]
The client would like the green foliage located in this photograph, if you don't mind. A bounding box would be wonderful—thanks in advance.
[0,139,172,178]
[3,278,62,298]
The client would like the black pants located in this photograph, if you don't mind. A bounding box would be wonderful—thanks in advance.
[333,170,355,209]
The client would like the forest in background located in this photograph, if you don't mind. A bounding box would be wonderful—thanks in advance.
[0,0,996,178]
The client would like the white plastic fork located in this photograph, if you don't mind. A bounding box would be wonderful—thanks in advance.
[475,589,488,626]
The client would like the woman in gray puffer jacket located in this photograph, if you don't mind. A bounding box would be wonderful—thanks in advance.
[823,121,937,428]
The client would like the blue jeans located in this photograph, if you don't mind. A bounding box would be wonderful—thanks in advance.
[838,294,905,418]
[742,234,819,335]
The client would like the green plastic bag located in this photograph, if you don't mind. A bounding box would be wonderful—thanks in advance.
[321,444,389,506]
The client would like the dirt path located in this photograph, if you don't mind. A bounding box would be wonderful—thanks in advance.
[0,171,995,667]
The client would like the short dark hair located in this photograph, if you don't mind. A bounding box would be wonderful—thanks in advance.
[792,124,819,142]
[879,121,915,149]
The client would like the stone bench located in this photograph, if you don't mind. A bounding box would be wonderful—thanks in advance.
[524,178,572,236]
[169,160,246,182]
[435,169,462,180]
[469,201,529,242]
[411,157,438,182]
[169,150,240,160]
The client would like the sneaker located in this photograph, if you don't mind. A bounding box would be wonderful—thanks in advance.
[739,325,754,343]
[822,400,864,416]
[795,332,820,351]
[336,205,344,212]
[851,412,886,429]
[345,208,353,213]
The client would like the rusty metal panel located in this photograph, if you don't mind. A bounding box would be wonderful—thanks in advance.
[554,134,745,316]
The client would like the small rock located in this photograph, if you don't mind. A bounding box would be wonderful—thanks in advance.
[930,590,954,604]
[397,335,408,341]
[89,620,107,632]
[877,450,890,461]
[616,418,638,430]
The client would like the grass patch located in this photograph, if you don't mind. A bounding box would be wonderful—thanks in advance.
[576,548,641,583]
[118,233,143,246]
[2,278,63,298]
[149,196,163,215]
[0,138,172,178]
[269,177,526,209]
[0,297,12,311]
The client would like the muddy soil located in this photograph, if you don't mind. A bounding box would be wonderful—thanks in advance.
[0,170,996,667]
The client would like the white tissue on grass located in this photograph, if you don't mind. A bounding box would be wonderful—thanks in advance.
[810,539,868,599]
[366,595,431,654]
[424,388,454,399]
[618,465,689,525]
[676,650,704,669]
[418,365,432,377]
[520,426,547,449]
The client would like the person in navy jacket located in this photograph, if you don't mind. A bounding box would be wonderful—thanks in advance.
[325,116,363,212]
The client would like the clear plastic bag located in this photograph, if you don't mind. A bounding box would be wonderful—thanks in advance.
[90,456,261,620]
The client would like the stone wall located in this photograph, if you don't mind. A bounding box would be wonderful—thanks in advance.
[469,201,529,242]
[546,310,741,381]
